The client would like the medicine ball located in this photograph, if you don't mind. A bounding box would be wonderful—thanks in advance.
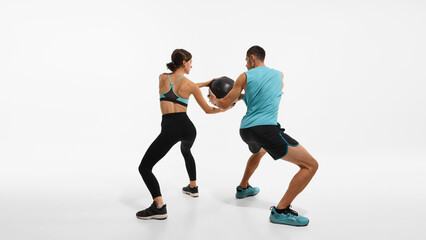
[208,76,235,98]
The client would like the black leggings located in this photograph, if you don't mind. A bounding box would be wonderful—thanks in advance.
[139,112,197,199]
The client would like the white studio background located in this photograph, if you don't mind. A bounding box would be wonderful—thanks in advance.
[1,0,425,239]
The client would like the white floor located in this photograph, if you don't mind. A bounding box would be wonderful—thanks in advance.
[2,151,425,240]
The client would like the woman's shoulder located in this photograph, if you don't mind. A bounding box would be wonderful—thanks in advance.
[182,77,196,90]
[182,75,193,82]
[159,73,169,79]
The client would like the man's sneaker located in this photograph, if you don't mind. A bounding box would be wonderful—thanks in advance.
[136,202,168,220]
[182,184,199,197]
[235,184,260,199]
[269,206,309,226]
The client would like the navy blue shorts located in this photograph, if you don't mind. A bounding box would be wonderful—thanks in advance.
[239,124,299,160]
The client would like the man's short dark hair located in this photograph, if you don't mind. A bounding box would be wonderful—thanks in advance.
[246,45,265,61]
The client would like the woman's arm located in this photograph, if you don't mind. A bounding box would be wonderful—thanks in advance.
[196,79,214,88]
[191,83,229,114]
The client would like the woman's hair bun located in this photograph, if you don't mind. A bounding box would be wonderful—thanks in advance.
[166,49,192,72]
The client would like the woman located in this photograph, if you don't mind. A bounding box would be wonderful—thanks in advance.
[136,49,227,220]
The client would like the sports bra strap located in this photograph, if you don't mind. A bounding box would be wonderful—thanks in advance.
[167,74,184,86]
[167,74,172,85]
[174,75,184,83]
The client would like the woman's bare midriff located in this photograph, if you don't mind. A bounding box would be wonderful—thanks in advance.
[160,101,187,115]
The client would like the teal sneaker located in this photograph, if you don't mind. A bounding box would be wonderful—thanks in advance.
[269,206,309,226]
[235,184,260,199]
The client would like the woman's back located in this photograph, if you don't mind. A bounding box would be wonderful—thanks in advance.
[159,73,193,115]
[157,48,222,115]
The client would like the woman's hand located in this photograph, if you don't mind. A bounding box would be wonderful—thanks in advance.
[208,89,218,106]
[197,79,215,88]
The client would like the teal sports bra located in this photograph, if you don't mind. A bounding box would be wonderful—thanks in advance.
[159,74,189,107]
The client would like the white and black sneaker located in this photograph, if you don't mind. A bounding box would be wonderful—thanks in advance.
[182,184,199,197]
[136,202,168,220]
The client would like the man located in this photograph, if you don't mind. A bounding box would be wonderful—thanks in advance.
[209,45,318,226]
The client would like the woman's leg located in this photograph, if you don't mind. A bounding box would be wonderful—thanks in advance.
[181,118,197,187]
[181,141,197,187]
[139,132,177,205]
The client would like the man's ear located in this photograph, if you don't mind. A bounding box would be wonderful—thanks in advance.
[249,54,256,62]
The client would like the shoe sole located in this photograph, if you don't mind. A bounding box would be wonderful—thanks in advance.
[269,219,309,227]
[235,191,259,199]
[137,214,168,220]
[183,190,199,197]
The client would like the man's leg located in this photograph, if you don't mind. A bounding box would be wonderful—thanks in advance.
[276,144,318,209]
[235,149,267,199]
[239,148,267,188]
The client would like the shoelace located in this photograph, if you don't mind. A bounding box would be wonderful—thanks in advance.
[287,207,299,216]
[237,184,252,191]
[270,205,299,216]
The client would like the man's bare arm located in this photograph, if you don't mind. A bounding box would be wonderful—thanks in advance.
[210,73,246,109]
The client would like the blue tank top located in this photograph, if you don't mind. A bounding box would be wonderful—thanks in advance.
[159,74,189,107]
[240,66,283,129]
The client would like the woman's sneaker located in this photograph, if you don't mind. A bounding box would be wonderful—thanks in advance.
[269,206,309,226]
[182,184,199,197]
[235,184,260,199]
[136,202,168,220]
